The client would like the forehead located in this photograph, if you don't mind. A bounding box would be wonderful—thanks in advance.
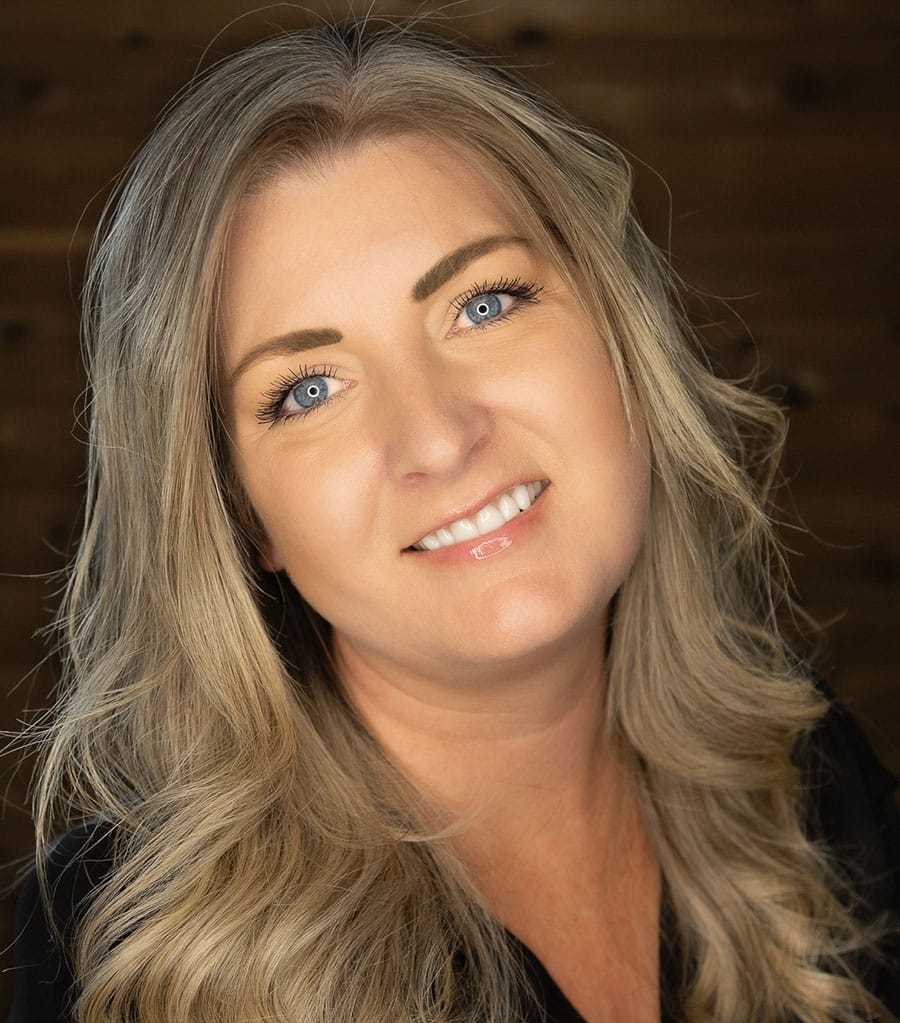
[222,136,532,347]
[228,134,523,262]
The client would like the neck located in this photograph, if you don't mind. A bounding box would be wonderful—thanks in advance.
[332,621,660,1015]
[332,618,630,868]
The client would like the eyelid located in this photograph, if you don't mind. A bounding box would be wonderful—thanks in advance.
[255,363,345,427]
[448,275,543,333]
[253,276,543,427]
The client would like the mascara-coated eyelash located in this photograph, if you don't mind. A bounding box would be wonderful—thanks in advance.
[255,277,543,427]
[256,363,343,427]
[449,276,543,330]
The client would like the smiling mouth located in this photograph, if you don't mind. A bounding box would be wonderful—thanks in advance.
[407,480,549,552]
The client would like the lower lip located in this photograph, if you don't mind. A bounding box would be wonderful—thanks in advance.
[403,485,550,565]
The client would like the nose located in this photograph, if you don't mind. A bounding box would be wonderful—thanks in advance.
[377,354,492,484]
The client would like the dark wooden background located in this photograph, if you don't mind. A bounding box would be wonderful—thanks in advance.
[2,1,898,1013]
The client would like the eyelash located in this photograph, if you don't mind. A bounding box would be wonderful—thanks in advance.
[256,276,543,427]
[256,363,342,426]
[449,275,543,328]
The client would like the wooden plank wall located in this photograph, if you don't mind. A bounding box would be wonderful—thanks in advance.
[1,1,898,1010]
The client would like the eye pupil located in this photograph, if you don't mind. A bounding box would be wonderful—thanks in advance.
[465,292,502,325]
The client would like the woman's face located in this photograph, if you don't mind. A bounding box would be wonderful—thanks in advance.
[222,135,651,682]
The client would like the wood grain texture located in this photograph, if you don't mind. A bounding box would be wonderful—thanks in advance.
[1,2,898,1013]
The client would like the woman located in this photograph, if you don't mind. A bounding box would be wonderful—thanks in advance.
[9,20,899,1023]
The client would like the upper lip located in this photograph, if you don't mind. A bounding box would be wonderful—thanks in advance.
[403,478,547,549]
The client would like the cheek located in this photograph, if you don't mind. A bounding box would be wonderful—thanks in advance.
[242,443,383,589]
[526,334,630,450]
[560,344,651,546]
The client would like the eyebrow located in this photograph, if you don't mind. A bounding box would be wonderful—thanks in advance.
[229,326,341,385]
[410,233,529,302]
[229,233,530,386]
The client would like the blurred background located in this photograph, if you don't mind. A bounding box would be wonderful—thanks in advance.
[1,0,898,1012]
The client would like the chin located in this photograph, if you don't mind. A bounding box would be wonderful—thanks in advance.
[445,585,606,668]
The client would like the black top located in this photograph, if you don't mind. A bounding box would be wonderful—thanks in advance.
[8,699,900,1022]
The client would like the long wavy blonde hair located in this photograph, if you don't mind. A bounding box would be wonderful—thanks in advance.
[25,18,893,1023]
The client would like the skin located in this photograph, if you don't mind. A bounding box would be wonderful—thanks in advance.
[222,136,659,1022]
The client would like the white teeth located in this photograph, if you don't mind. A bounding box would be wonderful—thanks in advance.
[512,484,531,511]
[476,503,506,534]
[449,518,479,543]
[412,481,547,551]
[497,493,519,522]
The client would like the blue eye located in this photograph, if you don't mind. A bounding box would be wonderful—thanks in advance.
[451,277,543,333]
[288,375,333,411]
[462,293,505,325]
[282,374,339,413]
[256,364,345,426]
